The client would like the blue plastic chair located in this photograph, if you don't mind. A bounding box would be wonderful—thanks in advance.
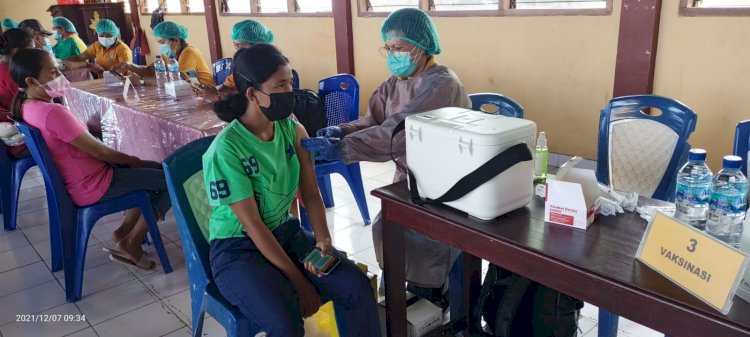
[469,93,525,118]
[305,74,370,228]
[734,119,750,176]
[163,136,261,337]
[292,69,300,90]
[595,95,697,337]
[212,58,233,85]
[0,141,36,231]
[15,121,172,302]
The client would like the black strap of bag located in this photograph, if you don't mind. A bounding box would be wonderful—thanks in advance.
[391,120,533,206]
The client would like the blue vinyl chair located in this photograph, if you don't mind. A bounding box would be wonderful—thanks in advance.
[733,119,750,176]
[0,141,36,231]
[304,74,370,228]
[163,136,261,337]
[469,93,525,118]
[292,69,300,90]
[595,95,697,337]
[15,121,172,302]
[212,58,233,85]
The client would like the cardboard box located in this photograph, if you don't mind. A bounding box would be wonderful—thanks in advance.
[545,167,601,230]
[378,294,442,337]
[164,79,192,99]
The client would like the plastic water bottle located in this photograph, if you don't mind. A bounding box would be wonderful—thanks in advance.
[167,57,181,82]
[534,131,548,182]
[154,56,168,87]
[706,155,748,248]
[675,149,713,229]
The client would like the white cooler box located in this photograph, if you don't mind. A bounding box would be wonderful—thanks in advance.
[406,107,537,220]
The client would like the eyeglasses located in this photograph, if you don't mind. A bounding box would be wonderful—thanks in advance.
[378,46,417,58]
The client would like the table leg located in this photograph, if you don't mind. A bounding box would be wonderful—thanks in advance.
[462,253,481,335]
[382,204,407,337]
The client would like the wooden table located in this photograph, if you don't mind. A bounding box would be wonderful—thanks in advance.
[373,182,750,337]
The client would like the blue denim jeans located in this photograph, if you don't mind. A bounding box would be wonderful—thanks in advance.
[209,219,382,337]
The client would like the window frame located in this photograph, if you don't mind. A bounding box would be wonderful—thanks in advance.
[357,0,612,17]
[139,0,208,16]
[679,0,750,16]
[218,0,333,17]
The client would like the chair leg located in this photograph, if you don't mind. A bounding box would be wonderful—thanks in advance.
[598,309,619,337]
[2,165,24,231]
[48,184,63,272]
[192,295,207,337]
[140,204,173,273]
[1,168,12,231]
[342,164,371,225]
[63,214,91,302]
[317,175,335,208]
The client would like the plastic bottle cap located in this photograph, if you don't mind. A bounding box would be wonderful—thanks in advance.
[688,148,707,161]
[722,155,742,169]
[536,131,547,148]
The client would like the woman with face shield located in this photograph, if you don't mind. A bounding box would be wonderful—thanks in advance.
[63,19,133,77]
[10,48,171,271]
[111,21,214,86]
[203,43,381,336]
[194,19,274,100]
[302,8,471,306]
[50,17,87,61]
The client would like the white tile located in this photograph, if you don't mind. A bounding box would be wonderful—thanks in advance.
[25,167,41,178]
[200,316,231,337]
[360,161,397,179]
[0,262,55,297]
[18,185,47,203]
[0,303,89,337]
[328,174,347,189]
[577,311,597,337]
[125,241,185,279]
[163,290,192,324]
[352,246,378,268]
[332,225,373,255]
[64,327,98,337]
[325,212,358,233]
[161,326,190,337]
[371,172,396,185]
[0,245,41,273]
[330,187,356,208]
[16,197,48,216]
[139,262,190,299]
[76,279,158,325]
[39,240,110,276]
[0,230,31,253]
[332,203,368,225]
[15,209,51,230]
[19,177,42,190]
[60,262,135,297]
[0,280,66,326]
[616,316,664,337]
[21,222,51,244]
[93,301,185,337]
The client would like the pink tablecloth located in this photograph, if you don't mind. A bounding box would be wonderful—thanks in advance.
[64,79,226,161]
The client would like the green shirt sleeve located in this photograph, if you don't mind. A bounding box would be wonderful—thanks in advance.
[203,141,255,206]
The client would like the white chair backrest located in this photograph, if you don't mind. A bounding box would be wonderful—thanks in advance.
[608,119,678,197]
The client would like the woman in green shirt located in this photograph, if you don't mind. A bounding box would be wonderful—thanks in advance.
[203,44,380,336]
[50,17,87,60]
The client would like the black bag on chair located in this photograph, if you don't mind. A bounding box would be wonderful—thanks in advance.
[472,264,584,337]
[293,89,328,137]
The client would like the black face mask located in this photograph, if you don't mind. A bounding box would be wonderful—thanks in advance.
[257,91,295,121]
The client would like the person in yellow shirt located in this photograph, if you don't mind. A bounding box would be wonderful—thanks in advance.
[50,17,87,60]
[112,21,214,86]
[63,19,132,77]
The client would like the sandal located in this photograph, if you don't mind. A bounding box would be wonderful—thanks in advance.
[108,253,155,271]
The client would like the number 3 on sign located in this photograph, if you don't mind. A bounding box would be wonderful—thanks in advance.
[687,239,697,252]
[209,180,231,200]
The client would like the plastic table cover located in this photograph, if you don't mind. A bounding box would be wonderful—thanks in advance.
[64,79,226,162]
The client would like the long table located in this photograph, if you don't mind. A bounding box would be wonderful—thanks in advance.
[64,79,226,161]
[373,182,750,337]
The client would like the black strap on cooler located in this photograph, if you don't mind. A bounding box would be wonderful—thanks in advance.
[392,119,533,206]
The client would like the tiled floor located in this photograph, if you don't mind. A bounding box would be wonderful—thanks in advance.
[0,162,663,337]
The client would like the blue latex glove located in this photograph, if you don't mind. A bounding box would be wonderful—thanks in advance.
[316,126,342,138]
[301,137,340,161]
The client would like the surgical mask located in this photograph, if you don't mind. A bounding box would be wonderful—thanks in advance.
[387,51,418,78]
[41,75,71,98]
[52,32,62,41]
[256,90,295,121]
[99,37,116,48]
[42,37,52,53]
[160,44,173,57]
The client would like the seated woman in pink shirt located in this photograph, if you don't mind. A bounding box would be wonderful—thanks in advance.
[0,28,33,159]
[10,48,170,270]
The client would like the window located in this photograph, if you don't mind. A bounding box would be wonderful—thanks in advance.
[429,0,500,11]
[680,0,750,15]
[511,0,607,9]
[111,0,132,13]
[366,0,420,12]
[141,0,205,14]
[220,0,332,15]
[690,0,750,7]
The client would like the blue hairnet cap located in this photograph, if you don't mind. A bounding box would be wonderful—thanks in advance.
[381,8,441,55]
[52,17,76,33]
[231,20,274,44]
[153,21,189,40]
[2,18,18,30]
[95,19,120,36]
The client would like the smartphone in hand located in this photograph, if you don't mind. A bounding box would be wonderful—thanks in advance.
[185,69,200,85]
[302,248,340,275]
